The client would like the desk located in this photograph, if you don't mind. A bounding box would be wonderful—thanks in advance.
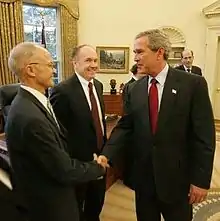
[103,93,123,116]
[105,118,122,189]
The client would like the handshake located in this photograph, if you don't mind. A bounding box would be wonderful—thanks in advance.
[93,154,110,169]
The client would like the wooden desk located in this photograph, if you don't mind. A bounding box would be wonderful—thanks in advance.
[105,118,122,189]
[103,93,123,116]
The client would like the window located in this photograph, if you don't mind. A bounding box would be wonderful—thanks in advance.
[23,4,61,84]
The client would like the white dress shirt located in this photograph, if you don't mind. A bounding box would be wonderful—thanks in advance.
[183,65,191,73]
[20,85,59,125]
[132,74,138,81]
[0,168,12,190]
[148,63,169,110]
[75,73,104,134]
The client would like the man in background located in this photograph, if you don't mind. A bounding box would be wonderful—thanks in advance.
[50,44,106,221]
[99,29,215,221]
[6,42,105,221]
[175,49,202,75]
[122,64,146,190]
[126,63,146,84]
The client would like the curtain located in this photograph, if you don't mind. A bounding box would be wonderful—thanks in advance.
[0,0,23,85]
[60,5,77,80]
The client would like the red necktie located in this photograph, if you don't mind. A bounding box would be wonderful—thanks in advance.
[88,82,103,150]
[149,78,158,134]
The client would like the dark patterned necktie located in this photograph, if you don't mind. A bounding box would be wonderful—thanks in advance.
[149,78,158,134]
[187,68,191,73]
[88,82,103,150]
[47,99,60,129]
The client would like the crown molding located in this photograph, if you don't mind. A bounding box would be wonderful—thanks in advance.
[203,0,220,18]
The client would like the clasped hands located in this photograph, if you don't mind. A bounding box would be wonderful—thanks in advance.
[93,154,110,169]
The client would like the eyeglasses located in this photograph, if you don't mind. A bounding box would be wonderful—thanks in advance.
[28,62,56,69]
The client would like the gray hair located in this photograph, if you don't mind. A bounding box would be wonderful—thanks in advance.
[135,29,171,60]
[8,42,39,76]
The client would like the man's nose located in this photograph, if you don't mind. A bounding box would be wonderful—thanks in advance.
[134,54,139,62]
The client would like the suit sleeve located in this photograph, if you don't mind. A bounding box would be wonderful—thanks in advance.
[190,77,215,189]
[102,84,133,164]
[198,67,202,76]
[24,119,105,185]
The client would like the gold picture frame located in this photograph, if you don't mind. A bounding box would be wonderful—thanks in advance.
[96,46,129,73]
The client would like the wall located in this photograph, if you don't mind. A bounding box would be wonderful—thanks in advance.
[78,0,215,92]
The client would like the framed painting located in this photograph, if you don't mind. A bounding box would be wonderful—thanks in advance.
[96,46,129,73]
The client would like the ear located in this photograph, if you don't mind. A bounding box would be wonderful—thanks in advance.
[26,65,36,77]
[157,47,165,60]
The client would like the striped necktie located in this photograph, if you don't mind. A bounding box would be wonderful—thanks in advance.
[47,100,60,129]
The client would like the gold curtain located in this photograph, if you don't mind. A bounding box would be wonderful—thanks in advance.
[60,5,77,79]
[28,0,79,80]
[0,0,23,85]
[30,0,79,19]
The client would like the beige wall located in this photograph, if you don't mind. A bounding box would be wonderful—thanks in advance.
[78,0,214,92]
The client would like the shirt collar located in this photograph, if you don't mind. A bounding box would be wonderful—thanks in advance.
[132,74,138,81]
[148,63,169,86]
[20,85,48,109]
[183,65,191,71]
[75,72,94,87]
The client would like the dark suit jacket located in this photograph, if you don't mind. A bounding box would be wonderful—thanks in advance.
[126,77,136,85]
[5,88,105,221]
[121,77,136,190]
[102,67,215,203]
[50,74,107,161]
[175,64,202,76]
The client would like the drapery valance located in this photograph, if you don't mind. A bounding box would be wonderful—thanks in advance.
[26,0,79,19]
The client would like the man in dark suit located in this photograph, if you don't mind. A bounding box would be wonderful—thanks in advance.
[98,29,215,221]
[175,49,202,75]
[50,44,107,221]
[126,63,146,85]
[6,42,106,221]
[127,64,138,84]
[122,64,146,190]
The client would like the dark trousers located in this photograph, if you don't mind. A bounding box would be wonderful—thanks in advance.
[75,178,106,221]
[134,155,192,221]
[135,185,192,221]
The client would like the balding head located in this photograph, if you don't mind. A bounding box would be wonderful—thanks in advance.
[8,42,55,93]
[8,42,47,78]
[72,44,98,81]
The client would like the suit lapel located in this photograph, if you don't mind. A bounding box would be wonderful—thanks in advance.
[156,67,179,135]
[19,88,63,137]
[73,75,96,132]
[94,80,105,119]
[133,77,151,133]
[179,65,185,71]
[94,80,106,138]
